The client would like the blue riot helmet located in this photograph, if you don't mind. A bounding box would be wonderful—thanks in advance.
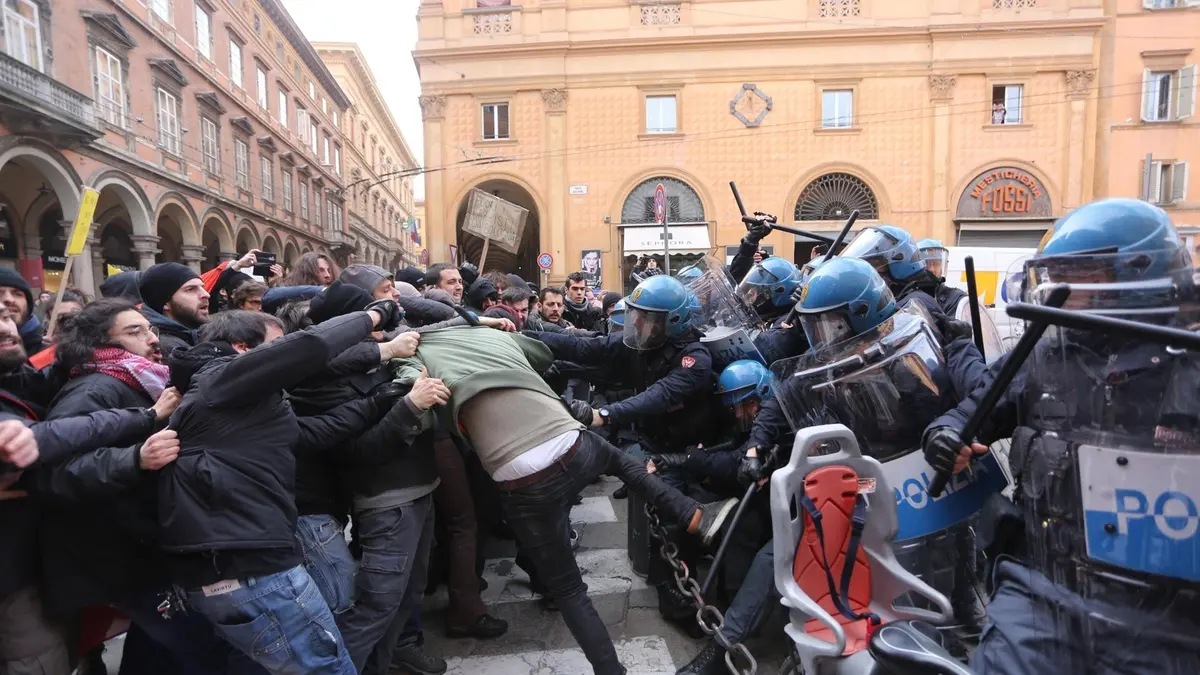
[795,257,897,350]
[674,264,703,284]
[917,238,949,278]
[624,275,698,350]
[1013,198,1194,317]
[717,359,774,431]
[737,257,801,317]
[608,298,626,333]
[840,225,927,286]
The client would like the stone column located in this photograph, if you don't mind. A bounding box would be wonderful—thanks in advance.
[181,245,206,273]
[542,88,568,281]
[219,250,239,263]
[419,95,448,263]
[91,237,106,292]
[928,75,957,243]
[131,235,161,271]
[1065,70,1096,211]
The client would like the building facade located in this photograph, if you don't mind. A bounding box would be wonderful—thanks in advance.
[0,0,352,295]
[415,0,1197,291]
[315,43,422,270]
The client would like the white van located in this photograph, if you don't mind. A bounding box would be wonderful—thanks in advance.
[941,247,1036,353]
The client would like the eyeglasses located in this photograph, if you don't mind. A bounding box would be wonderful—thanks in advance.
[123,325,160,341]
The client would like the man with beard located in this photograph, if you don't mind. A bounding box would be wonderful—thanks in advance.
[483,285,531,330]
[139,262,210,355]
[0,268,45,356]
[424,264,464,306]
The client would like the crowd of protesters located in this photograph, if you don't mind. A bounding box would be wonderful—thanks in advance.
[0,253,721,675]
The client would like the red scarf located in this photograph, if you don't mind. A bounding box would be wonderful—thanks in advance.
[75,347,171,399]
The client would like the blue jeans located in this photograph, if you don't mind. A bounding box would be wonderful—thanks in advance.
[117,588,267,675]
[499,431,700,675]
[719,540,777,644]
[336,493,435,675]
[183,565,355,675]
[297,515,355,614]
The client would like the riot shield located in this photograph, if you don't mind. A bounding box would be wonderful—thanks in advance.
[954,296,1006,361]
[676,254,766,369]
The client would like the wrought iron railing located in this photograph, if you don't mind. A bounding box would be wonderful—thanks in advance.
[0,52,98,130]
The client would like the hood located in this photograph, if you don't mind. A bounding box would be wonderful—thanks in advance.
[395,281,421,299]
[141,306,199,342]
[166,340,237,392]
[424,288,456,307]
[99,271,143,303]
[466,278,498,310]
[340,264,392,295]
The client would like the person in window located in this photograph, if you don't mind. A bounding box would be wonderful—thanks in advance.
[992,102,1007,125]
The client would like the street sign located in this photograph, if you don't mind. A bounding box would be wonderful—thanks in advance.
[569,185,588,195]
[653,183,666,225]
[537,252,554,270]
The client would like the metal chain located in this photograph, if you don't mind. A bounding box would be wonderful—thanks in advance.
[645,505,757,675]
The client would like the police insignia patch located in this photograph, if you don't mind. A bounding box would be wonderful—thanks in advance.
[799,284,809,305]
[632,288,643,302]
[681,356,696,368]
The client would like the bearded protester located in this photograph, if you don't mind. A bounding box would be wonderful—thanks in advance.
[138,262,210,354]
[160,305,402,675]
[424,264,464,306]
[280,251,340,288]
[0,268,45,356]
[483,285,531,330]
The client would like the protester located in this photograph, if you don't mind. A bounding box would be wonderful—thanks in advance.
[0,268,44,356]
[465,277,500,315]
[38,288,87,346]
[458,262,479,288]
[396,267,427,293]
[483,285,531,330]
[425,264,465,305]
[342,264,401,302]
[563,273,603,331]
[138,262,209,355]
[100,271,142,303]
[230,281,268,311]
[280,252,340,288]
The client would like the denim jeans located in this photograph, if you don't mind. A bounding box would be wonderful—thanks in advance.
[498,431,700,675]
[117,588,267,675]
[719,540,777,644]
[183,565,355,675]
[297,515,356,614]
[336,493,435,675]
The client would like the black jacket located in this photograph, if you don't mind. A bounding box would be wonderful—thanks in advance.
[142,307,198,357]
[564,300,603,332]
[159,313,378,587]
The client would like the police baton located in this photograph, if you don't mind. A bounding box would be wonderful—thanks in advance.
[700,445,779,597]
[1006,303,1200,352]
[821,210,859,264]
[964,256,986,358]
[730,181,835,244]
[927,284,1071,498]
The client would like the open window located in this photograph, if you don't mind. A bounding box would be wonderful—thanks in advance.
[991,84,1023,124]
[1144,160,1189,206]
[1142,65,1196,122]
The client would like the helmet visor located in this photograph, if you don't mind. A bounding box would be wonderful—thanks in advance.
[737,264,787,312]
[799,308,857,350]
[1019,249,1194,316]
[623,306,669,350]
[921,246,949,277]
[730,398,761,432]
[840,229,901,273]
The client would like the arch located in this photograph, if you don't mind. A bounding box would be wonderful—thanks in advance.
[0,136,83,218]
[608,167,716,228]
[261,228,282,255]
[153,191,201,246]
[949,158,1061,218]
[199,208,235,252]
[283,237,300,267]
[301,242,314,254]
[619,176,706,225]
[235,220,260,254]
[87,169,154,237]
[783,163,891,224]
[451,172,545,277]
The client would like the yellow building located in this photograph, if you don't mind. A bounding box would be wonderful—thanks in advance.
[416,0,1196,291]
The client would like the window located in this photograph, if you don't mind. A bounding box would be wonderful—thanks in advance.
[323,135,330,165]
[261,157,274,201]
[322,98,328,115]
[821,89,854,128]
[155,88,181,154]
[293,61,301,81]
[3,0,42,71]
[1146,160,1189,206]
[277,89,288,124]
[299,181,309,219]
[326,195,334,230]
[95,47,125,127]
[314,190,322,226]
[991,84,1024,124]
[150,0,171,21]
[308,81,316,99]
[229,39,243,88]
[256,66,268,108]
[310,124,318,154]
[1142,0,1192,8]
[281,170,293,211]
[275,40,284,62]
[645,96,677,134]
[194,3,211,59]
[1142,66,1196,122]
[333,110,339,128]
[234,138,250,190]
[481,103,510,140]
[201,117,220,173]
[334,146,341,175]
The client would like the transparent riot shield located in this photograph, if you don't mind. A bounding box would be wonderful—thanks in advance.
[954,297,1006,362]
[770,310,1008,655]
[676,254,766,369]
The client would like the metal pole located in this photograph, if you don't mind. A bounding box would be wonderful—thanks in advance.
[927,284,1071,498]
[662,199,671,276]
[964,256,986,358]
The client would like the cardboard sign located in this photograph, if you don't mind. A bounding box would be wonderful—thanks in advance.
[462,188,528,254]
[67,187,100,256]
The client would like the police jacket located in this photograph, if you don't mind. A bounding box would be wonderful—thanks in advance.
[728,238,760,283]
[531,331,716,448]
[158,312,379,588]
[754,324,810,365]
[900,270,966,317]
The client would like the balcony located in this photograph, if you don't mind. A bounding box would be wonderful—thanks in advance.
[326,228,354,248]
[0,52,100,141]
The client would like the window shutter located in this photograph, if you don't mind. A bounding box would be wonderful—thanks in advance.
[1172,161,1189,203]
[1177,65,1196,120]
[1149,161,1164,204]
[1141,69,1155,121]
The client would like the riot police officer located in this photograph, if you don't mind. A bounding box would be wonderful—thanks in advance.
[924,198,1200,674]
[917,238,967,314]
[737,257,803,325]
[839,224,949,318]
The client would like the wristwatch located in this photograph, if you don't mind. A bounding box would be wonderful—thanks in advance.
[598,408,612,425]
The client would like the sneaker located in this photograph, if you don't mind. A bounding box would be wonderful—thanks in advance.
[391,644,447,675]
[690,498,739,547]
[675,640,726,675]
[446,613,509,639]
[569,528,580,551]
[612,485,629,500]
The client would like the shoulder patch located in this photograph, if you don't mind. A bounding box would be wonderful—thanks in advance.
[681,356,696,368]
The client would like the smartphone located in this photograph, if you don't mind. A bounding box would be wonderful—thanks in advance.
[253,251,278,277]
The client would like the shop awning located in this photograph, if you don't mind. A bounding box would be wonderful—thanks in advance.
[622,224,711,253]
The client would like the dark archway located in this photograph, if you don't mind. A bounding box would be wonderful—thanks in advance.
[100,222,137,274]
[455,180,540,278]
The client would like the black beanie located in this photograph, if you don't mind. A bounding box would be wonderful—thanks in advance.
[307,279,373,325]
[139,262,200,314]
[396,267,426,291]
[0,268,33,317]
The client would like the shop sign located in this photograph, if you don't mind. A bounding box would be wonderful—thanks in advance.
[956,167,1053,219]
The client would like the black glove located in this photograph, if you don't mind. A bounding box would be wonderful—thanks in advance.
[566,399,593,425]
[371,382,407,410]
[738,454,764,486]
[744,213,775,245]
[459,262,479,286]
[308,280,373,325]
[937,315,974,343]
[649,453,689,472]
[365,299,403,333]
[923,427,966,478]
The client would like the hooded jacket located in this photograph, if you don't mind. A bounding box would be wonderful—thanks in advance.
[140,307,199,357]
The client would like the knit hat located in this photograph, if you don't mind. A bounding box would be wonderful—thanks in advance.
[601,291,623,315]
[307,280,373,325]
[0,268,33,319]
[138,262,199,314]
[396,267,426,291]
[340,264,393,297]
[100,271,142,303]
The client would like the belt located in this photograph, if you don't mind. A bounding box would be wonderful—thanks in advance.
[495,436,583,492]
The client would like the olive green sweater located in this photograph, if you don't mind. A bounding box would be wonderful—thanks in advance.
[391,326,585,475]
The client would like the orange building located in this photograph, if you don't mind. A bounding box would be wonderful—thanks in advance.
[416,0,1197,291]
